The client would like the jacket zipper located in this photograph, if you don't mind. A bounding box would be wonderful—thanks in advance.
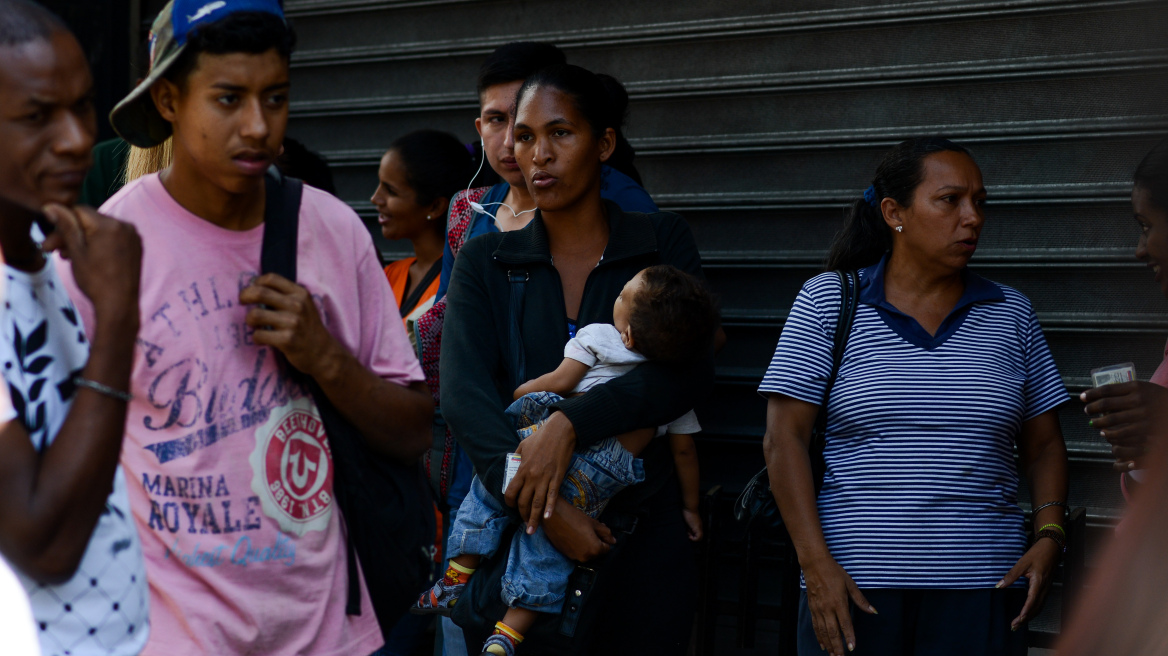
[497,251,641,331]
[575,255,607,323]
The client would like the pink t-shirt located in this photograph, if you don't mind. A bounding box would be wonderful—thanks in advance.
[1151,339,1168,387]
[58,173,423,656]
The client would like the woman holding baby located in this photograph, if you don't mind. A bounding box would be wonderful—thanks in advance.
[437,65,714,654]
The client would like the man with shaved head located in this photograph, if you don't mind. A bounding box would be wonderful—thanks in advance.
[0,1,149,655]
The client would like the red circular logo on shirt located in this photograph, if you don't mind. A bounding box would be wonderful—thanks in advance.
[263,408,333,522]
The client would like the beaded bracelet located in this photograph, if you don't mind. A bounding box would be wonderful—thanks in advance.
[1037,523,1065,537]
[1035,528,1066,554]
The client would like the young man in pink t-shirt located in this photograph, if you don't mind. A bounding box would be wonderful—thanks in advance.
[56,1,433,654]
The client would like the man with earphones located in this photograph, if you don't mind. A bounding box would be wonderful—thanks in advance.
[422,41,657,656]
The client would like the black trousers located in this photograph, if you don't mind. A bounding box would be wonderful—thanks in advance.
[797,588,1028,656]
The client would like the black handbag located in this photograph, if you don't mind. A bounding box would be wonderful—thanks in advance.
[259,171,435,633]
[733,270,859,529]
[449,265,638,654]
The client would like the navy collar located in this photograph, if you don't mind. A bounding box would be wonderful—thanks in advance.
[859,253,1005,308]
[857,253,1005,350]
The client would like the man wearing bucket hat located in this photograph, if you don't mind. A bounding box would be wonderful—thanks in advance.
[56,1,433,654]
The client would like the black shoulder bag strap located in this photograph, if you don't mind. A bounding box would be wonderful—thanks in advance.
[808,270,860,493]
[259,171,302,281]
[260,172,436,629]
[733,270,860,527]
[822,270,860,424]
[399,259,443,318]
[507,269,529,389]
[258,173,362,614]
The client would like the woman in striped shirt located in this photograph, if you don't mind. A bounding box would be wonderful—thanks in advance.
[761,138,1070,656]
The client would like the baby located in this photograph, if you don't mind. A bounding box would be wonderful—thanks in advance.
[412,264,718,656]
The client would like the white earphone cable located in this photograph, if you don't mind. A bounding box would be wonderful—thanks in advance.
[465,138,536,221]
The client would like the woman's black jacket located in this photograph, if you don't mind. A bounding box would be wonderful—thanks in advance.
[440,200,715,516]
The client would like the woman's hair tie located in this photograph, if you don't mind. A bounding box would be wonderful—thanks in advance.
[863,185,879,209]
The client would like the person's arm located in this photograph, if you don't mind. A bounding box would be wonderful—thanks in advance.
[1081,382,1168,469]
[996,409,1068,630]
[996,304,1070,628]
[514,357,590,400]
[506,214,715,531]
[763,394,876,656]
[0,205,140,583]
[670,433,703,541]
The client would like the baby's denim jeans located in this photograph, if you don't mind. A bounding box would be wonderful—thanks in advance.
[446,392,645,613]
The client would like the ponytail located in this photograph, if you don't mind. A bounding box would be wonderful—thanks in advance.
[825,199,892,271]
[596,73,643,185]
[825,136,973,272]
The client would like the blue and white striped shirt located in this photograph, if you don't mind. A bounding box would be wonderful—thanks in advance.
[759,255,1067,588]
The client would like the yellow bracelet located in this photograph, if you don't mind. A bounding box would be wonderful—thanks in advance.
[1037,523,1065,537]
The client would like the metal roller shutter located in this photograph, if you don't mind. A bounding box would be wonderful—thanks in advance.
[285,0,1168,645]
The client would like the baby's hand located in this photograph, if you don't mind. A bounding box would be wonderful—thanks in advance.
[682,508,703,542]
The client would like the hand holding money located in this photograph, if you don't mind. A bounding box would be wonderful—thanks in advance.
[1081,365,1168,470]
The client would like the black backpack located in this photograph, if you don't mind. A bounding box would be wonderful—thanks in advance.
[259,171,435,632]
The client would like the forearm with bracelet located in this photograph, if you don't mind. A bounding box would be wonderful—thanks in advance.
[1032,500,1068,556]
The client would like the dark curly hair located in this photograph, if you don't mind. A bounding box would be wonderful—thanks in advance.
[627,265,719,363]
[165,11,296,87]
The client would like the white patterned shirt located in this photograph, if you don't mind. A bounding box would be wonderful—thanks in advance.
[0,263,149,656]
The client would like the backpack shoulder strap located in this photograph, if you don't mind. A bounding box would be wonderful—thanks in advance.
[258,173,373,615]
[259,171,303,282]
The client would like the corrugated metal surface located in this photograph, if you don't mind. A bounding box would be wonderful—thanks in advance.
[284,0,1168,642]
